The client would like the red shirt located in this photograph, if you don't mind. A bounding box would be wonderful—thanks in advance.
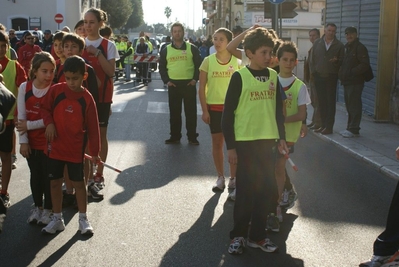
[0,57,27,87]
[24,81,47,150]
[41,83,100,163]
[17,43,42,73]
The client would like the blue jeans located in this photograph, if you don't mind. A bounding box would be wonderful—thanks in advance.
[125,63,131,80]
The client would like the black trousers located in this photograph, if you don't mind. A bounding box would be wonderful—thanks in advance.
[314,73,339,130]
[27,149,51,209]
[230,140,278,241]
[167,84,198,140]
[374,181,399,256]
[343,83,364,134]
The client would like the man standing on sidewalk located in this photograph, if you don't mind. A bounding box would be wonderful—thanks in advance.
[310,23,344,135]
[339,26,370,138]
[304,28,321,130]
[159,22,202,145]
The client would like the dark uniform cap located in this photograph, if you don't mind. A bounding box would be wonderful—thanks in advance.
[345,26,357,34]
[232,25,243,34]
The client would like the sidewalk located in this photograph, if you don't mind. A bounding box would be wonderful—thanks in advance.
[307,103,399,181]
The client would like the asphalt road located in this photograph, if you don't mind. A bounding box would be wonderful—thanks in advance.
[0,76,396,267]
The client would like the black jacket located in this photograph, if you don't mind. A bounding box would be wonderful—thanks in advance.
[339,38,370,85]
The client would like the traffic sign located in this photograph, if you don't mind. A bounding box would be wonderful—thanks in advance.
[269,0,286,4]
[54,13,64,24]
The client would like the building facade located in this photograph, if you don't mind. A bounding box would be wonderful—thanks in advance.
[0,0,99,32]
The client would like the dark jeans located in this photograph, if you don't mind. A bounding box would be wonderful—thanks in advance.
[27,149,51,209]
[314,73,339,130]
[343,83,364,134]
[230,140,278,241]
[374,181,399,256]
[167,84,198,140]
[309,80,322,126]
[137,62,149,82]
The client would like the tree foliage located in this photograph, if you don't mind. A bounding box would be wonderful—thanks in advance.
[125,0,144,31]
[101,0,133,29]
[164,6,172,21]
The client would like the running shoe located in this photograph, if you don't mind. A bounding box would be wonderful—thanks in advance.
[79,216,94,235]
[360,252,399,267]
[228,189,236,201]
[266,213,280,232]
[27,207,42,224]
[88,182,104,200]
[247,238,279,253]
[11,154,17,169]
[0,193,10,208]
[228,237,246,255]
[94,173,105,190]
[228,177,236,189]
[38,209,52,225]
[280,188,298,210]
[212,176,225,192]
[41,216,65,234]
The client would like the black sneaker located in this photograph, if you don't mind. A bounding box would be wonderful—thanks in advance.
[266,213,280,232]
[0,194,10,208]
[165,138,180,144]
[88,183,104,200]
[188,138,199,145]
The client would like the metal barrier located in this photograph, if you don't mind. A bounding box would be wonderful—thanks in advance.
[132,55,163,85]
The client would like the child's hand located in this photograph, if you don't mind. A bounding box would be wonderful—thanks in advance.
[20,143,31,158]
[201,111,210,124]
[86,45,98,56]
[278,140,289,155]
[300,124,308,138]
[91,155,101,165]
[45,123,57,142]
[16,120,28,135]
[227,149,238,166]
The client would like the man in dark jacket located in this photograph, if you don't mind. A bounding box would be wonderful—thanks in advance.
[310,23,344,135]
[42,29,53,53]
[339,26,370,138]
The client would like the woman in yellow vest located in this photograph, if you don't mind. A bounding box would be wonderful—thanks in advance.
[199,28,240,193]
[123,41,134,82]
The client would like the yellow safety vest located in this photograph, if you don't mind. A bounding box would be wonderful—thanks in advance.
[166,42,194,80]
[124,46,134,64]
[284,78,305,143]
[234,67,279,141]
[206,54,240,104]
[2,60,18,120]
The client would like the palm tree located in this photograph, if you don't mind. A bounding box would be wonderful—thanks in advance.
[164,6,172,23]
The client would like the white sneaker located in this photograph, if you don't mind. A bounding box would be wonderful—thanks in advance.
[11,154,17,169]
[212,176,225,192]
[228,189,236,201]
[41,216,65,234]
[340,130,359,138]
[228,177,236,189]
[38,209,52,225]
[79,216,94,235]
[360,253,399,267]
[27,207,42,224]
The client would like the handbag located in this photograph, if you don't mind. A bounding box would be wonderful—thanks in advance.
[364,64,374,82]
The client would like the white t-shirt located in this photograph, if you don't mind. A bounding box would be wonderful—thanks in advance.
[17,81,50,144]
[240,50,250,66]
[209,45,216,55]
[278,75,311,106]
[85,37,120,61]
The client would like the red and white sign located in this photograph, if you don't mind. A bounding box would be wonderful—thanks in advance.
[133,55,159,63]
[54,13,64,24]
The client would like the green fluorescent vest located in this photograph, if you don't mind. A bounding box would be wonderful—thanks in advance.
[124,47,134,64]
[166,42,194,80]
[234,67,279,141]
[2,60,18,120]
[284,78,304,143]
[206,54,240,104]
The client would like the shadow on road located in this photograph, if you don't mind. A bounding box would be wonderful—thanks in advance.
[159,194,304,267]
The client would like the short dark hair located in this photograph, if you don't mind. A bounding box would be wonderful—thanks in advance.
[325,23,337,29]
[277,41,298,60]
[309,28,320,37]
[62,33,85,51]
[74,19,84,30]
[63,55,86,75]
[0,30,10,44]
[171,22,184,34]
[243,27,276,55]
[54,31,67,42]
[214,27,233,43]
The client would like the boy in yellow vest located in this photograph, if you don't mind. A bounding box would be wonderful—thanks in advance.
[274,42,310,224]
[222,27,288,255]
